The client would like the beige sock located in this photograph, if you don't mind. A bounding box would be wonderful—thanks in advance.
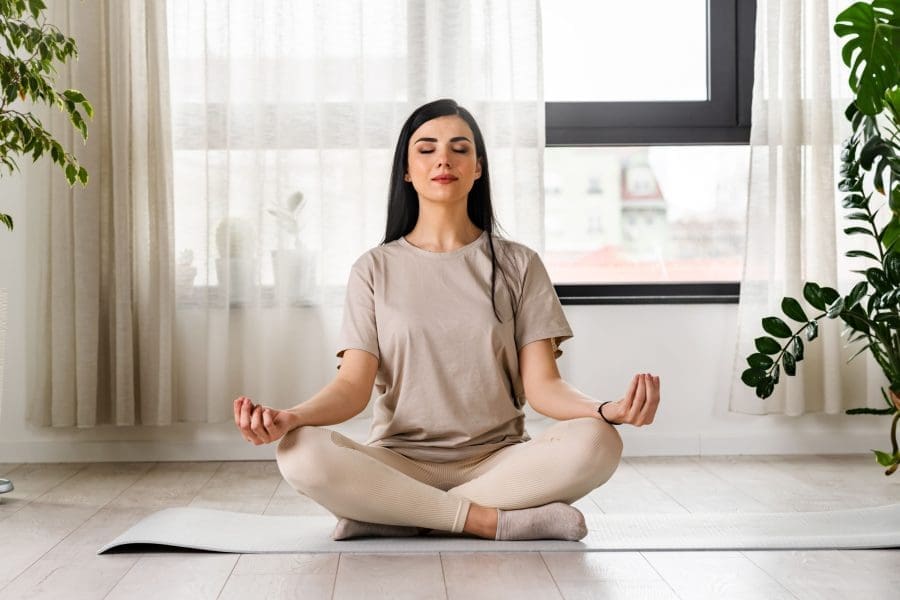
[332,517,430,541]
[495,502,588,541]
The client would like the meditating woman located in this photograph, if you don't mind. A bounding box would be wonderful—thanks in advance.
[233,98,661,541]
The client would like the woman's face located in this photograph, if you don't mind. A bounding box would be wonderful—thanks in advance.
[404,115,482,206]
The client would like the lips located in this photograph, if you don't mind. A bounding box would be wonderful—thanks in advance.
[432,175,458,182]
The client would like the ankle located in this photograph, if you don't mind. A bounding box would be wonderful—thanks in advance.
[463,504,499,539]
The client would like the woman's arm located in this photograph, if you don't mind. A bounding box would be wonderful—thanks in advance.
[235,349,378,445]
[284,348,378,429]
[519,339,659,426]
[519,339,603,420]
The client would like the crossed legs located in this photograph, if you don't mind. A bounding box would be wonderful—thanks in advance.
[275,417,623,538]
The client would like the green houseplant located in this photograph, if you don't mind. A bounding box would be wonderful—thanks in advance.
[0,0,93,231]
[741,0,900,475]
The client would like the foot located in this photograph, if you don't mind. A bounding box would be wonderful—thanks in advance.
[495,502,588,541]
[331,517,430,541]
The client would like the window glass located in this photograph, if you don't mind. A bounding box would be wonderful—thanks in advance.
[542,0,708,102]
[543,146,749,283]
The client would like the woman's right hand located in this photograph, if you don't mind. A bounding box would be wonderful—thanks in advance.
[233,396,295,445]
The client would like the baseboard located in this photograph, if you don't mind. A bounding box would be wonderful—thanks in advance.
[0,429,883,462]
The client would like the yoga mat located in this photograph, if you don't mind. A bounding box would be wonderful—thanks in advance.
[98,503,900,554]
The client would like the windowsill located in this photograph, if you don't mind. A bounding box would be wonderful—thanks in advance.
[175,282,740,308]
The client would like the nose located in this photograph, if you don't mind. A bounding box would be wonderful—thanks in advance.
[435,147,452,168]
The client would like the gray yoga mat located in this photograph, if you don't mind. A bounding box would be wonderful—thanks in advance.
[98,503,900,554]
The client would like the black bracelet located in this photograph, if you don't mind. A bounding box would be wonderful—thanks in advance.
[597,401,619,425]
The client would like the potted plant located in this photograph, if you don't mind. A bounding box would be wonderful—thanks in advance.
[741,0,900,475]
[1,0,93,497]
[268,191,318,305]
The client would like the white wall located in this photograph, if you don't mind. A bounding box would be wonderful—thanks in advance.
[0,173,891,463]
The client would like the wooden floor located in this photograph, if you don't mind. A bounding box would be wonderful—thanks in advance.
[0,455,898,599]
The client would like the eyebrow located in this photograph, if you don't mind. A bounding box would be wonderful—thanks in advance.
[413,136,472,144]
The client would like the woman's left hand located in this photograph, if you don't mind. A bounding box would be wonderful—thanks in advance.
[603,373,660,427]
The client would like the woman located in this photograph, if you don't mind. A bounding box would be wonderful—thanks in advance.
[234,98,661,541]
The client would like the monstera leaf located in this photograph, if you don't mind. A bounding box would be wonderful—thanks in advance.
[834,0,900,115]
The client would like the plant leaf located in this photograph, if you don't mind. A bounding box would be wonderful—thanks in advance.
[873,449,897,467]
[834,0,900,115]
[884,252,900,284]
[782,350,797,376]
[805,320,819,341]
[741,368,767,387]
[747,353,775,369]
[762,316,793,338]
[803,282,826,310]
[755,377,775,399]
[826,296,845,318]
[844,226,875,236]
[781,297,809,322]
[754,336,782,355]
[845,280,869,308]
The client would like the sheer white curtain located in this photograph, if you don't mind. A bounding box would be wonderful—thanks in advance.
[26,0,175,426]
[167,1,545,422]
[729,0,889,415]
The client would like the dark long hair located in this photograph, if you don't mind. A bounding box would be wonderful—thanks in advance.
[382,98,511,323]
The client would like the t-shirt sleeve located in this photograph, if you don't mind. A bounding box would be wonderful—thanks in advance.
[335,255,380,367]
[514,251,574,359]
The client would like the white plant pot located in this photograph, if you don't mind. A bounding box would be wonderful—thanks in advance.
[272,246,318,305]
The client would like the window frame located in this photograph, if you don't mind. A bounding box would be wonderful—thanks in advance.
[545,0,756,305]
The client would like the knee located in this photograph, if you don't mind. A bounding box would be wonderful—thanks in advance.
[566,417,623,487]
[275,426,333,492]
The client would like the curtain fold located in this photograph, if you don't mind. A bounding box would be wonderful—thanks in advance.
[26,0,175,426]
[728,0,889,415]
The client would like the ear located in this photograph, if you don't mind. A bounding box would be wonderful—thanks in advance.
[403,173,411,182]
[474,157,483,180]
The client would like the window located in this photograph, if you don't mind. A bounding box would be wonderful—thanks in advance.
[542,0,755,304]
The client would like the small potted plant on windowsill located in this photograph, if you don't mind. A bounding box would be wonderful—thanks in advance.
[268,191,318,305]
[740,0,900,475]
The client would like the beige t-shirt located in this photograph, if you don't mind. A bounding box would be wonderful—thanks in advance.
[335,230,573,462]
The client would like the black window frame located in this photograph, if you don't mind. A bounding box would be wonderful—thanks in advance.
[546,0,755,305]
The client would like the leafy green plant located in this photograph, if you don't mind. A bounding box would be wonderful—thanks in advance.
[0,0,92,231]
[742,0,900,475]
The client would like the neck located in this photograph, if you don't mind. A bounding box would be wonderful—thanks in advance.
[405,205,483,252]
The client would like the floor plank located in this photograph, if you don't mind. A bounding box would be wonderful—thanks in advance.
[591,460,687,514]
[541,551,680,599]
[0,463,87,521]
[744,550,900,600]
[641,551,799,599]
[189,461,281,514]
[629,456,774,513]
[333,553,446,600]
[441,552,562,599]
[217,554,339,599]
[0,463,151,589]
[104,554,238,600]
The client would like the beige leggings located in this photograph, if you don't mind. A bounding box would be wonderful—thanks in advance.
[275,416,623,534]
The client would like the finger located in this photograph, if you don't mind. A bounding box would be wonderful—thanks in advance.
[628,375,647,423]
[620,375,638,413]
[251,406,268,441]
[263,408,274,432]
[640,377,660,423]
[627,374,639,399]
[233,396,245,426]
[241,401,259,443]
